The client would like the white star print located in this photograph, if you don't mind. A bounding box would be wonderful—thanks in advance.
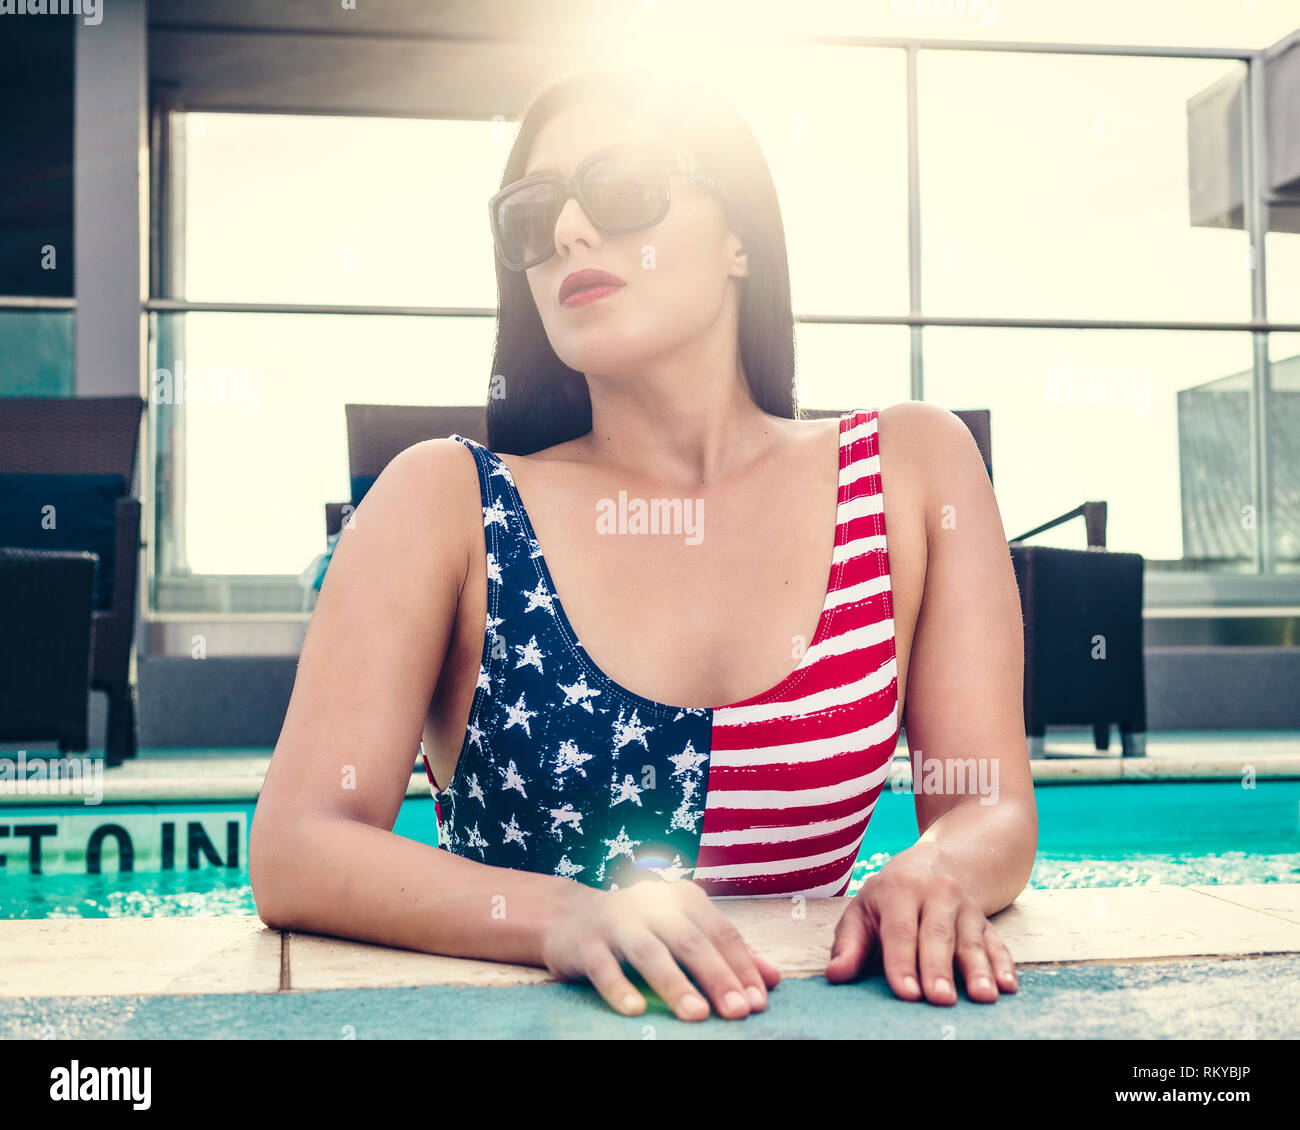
[466,773,485,806]
[465,720,485,749]
[497,759,527,797]
[651,854,694,882]
[548,803,584,837]
[501,813,531,849]
[486,551,502,585]
[553,739,593,780]
[669,776,704,834]
[521,578,556,615]
[611,707,653,753]
[669,740,707,777]
[610,774,644,807]
[464,824,489,853]
[513,634,545,673]
[558,673,601,713]
[475,664,492,693]
[554,855,585,879]
[502,693,537,737]
[483,498,510,530]
[602,825,641,862]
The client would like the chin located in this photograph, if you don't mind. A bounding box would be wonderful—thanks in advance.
[557,333,655,375]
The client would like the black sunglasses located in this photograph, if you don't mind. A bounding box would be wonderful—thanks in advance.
[488,142,719,272]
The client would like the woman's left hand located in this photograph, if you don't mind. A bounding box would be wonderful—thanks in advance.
[825,842,1019,1005]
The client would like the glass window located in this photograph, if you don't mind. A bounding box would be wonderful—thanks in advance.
[918,52,1252,322]
[0,310,74,396]
[921,326,1258,570]
[1265,228,1300,326]
[795,0,1300,50]
[709,46,909,317]
[1268,333,1300,573]
[793,322,911,410]
[148,311,495,610]
[176,113,511,307]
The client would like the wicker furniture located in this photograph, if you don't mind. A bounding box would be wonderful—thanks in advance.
[0,396,145,766]
[324,404,490,538]
[0,548,98,753]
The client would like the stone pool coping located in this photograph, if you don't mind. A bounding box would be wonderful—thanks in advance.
[2,884,1297,1000]
[3,730,1297,805]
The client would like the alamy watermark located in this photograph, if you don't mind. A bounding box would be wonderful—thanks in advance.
[151,360,261,415]
[0,0,102,26]
[596,492,704,545]
[892,747,1000,804]
[0,750,103,805]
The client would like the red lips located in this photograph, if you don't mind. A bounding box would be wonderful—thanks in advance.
[558,268,626,304]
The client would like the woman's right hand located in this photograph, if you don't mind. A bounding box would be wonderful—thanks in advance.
[541,879,782,1021]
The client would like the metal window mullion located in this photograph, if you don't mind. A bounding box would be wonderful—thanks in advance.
[1244,54,1272,575]
[907,44,923,403]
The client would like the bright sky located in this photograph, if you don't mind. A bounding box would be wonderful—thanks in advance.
[170,1,1300,576]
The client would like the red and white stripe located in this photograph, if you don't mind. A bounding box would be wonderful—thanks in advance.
[693,409,900,898]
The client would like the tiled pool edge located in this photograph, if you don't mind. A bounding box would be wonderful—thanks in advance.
[3,752,1297,806]
[2,884,1297,1001]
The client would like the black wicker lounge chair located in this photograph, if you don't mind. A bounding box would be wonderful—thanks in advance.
[0,548,98,753]
[1010,503,1147,758]
[324,404,490,538]
[0,396,145,766]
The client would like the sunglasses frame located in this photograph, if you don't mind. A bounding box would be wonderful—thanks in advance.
[488,141,718,271]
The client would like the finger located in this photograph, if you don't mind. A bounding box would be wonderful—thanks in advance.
[747,944,783,990]
[580,938,648,1017]
[983,922,1019,993]
[952,908,999,1003]
[916,887,960,1006]
[825,899,875,983]
[876,889,925,1001]
[653,908,754,1019]
[682,902,771,1011]
[610,924,711,1022]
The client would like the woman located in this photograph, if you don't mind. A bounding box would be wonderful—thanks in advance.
[250,66,1037,1023]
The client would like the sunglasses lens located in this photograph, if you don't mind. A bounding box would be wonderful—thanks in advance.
[495,182,560,268]
[493,149,669,268]
[581,149,667,230]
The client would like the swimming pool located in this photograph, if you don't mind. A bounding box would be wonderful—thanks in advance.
[2,779,1297,918]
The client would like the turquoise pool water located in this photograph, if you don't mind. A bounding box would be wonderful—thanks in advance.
[2,779,1297,918]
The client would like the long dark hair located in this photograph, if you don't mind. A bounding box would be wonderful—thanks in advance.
[485,66,798,455]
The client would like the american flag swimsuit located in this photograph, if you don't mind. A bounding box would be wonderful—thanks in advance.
[423,408,900,898]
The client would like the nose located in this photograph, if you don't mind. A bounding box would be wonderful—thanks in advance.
[551,193,603,262]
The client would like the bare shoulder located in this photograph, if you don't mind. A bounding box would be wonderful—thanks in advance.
[341,437,482,581]
[876,401,987,500]
[355,437,481,524]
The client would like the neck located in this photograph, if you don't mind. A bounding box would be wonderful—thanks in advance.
[576,356,782,489]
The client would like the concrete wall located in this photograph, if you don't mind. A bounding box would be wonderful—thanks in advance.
[119,647,1300,749]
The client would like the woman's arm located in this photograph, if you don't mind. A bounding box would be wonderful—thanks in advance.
[249,438,585,965]
[896,403,1038,912]
[248,439,779,1021]
[826,402,1037,1002]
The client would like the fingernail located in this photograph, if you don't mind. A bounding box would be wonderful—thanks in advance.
[681,993,707,1016]
[973,976,992,991]
[621,993,642,1013]
[723,990,748,1015]
[935,977,951,995]
[903,976,920,995]
[746,985,766,1009]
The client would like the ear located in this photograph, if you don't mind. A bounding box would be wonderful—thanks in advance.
[727,233,750,279]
